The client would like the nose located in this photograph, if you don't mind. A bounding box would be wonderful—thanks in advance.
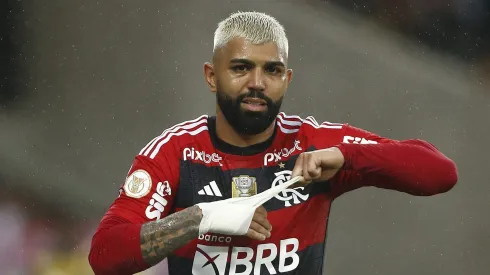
[247,68,266,91]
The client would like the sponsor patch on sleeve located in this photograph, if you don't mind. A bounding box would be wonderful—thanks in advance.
[123,169,152,198]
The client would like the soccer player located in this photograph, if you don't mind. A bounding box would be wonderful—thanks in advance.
[88,11,458,275]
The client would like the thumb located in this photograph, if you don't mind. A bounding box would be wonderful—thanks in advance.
[291,153,304,179]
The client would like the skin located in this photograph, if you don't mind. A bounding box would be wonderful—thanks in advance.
[204,37,345,184]
[291,147,345,186]
[204,37,293,147]
[140,205,271,266]
[140,205,203,266]
[139,36,344,267]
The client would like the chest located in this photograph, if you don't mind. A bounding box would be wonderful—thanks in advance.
[174,147,330,213]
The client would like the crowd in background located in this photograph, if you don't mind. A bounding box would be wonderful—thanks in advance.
[0,185,168,274]
[331,0,490,62]
[0,188,95,274]
[326,0,490,85]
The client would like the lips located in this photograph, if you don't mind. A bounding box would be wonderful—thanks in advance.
[242,97,267,106]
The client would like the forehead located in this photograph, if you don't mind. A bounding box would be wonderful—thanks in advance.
[216,37,286,64]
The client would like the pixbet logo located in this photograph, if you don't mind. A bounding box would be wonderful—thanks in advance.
[342,135,378,144]
[145,181,171,220]
[264,140,302,165]
[192,238,300,275]
[184,147,223,165]
[272,170,309,207]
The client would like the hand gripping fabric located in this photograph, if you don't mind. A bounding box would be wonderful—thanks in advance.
[197,176,304,236]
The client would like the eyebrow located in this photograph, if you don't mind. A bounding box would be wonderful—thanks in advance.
[229,58,285,68]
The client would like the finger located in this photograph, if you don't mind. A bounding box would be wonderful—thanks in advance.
[302,153,314,183]
[255,205,267,217]
[307,155,321,180]
[249,220,271,238]
[291,154,304,179]
[247,228,267,241]
[252,212,272,232]
[289,183,300,189]
[290,181,307,189]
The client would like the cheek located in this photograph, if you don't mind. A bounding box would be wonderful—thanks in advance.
[218,71,236,85]
[266,81,288,99]
[222,78,247,94]
[217,81,242,100]
[230,75,248,87]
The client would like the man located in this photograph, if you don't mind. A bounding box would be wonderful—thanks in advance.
[88,11,458,275]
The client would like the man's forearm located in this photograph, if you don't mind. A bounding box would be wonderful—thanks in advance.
[89,206,202,275]
[140,205,202,266]
[336,139,457,196]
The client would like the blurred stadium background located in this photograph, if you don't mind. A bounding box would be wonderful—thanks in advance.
[1,0,488,274]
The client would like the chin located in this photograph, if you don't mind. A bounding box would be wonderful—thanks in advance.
[240,108,268,116]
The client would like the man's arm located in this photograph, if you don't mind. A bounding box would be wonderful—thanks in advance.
[90,203,272,275]
[292,124,458,197]
[139,205,202,266]
[89,152,184,275]
[89,205,202,275]
[332,138,457,197]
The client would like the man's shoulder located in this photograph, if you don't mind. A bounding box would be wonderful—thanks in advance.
[277,112,346,134]
[138,114,210,160]
[277,112,350,149]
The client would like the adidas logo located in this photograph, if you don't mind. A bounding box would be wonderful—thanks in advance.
[198,181,222,197]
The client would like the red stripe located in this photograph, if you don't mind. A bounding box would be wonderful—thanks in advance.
[143,116,208,157]
[278,112,303,123]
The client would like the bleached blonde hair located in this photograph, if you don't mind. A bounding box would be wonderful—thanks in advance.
[213,11,289,58]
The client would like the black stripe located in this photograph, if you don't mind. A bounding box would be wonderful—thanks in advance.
[175,150,330,211]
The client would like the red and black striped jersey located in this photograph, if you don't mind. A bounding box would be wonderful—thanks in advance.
[109,112,380,275]
[94,112,457,275]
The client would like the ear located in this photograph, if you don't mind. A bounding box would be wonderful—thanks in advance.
[204,62,217,93]
[286,68,293,84]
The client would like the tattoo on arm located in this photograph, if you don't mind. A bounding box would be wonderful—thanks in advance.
[140,205,202,266]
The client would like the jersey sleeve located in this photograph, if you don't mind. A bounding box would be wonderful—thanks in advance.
[103,153,179,225]
[89,144,181,275]
[312,123,457,199]
[339,125,392,145]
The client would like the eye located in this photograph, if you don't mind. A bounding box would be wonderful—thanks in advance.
[232,65,250,72]
[265,65,283,75]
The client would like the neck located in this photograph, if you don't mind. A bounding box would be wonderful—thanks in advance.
[215,108,275,147]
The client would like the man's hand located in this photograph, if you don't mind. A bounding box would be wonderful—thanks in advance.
[291,147,345,186]
[246,206,272,241]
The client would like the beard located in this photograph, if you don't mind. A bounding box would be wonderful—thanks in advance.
[216,89,283,136]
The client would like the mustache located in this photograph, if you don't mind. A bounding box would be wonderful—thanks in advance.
[236,90,273,105]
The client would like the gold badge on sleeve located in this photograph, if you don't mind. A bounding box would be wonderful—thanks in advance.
[124,169,152,198]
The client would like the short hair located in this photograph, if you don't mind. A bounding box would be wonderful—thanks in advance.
[213,11,289,58]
